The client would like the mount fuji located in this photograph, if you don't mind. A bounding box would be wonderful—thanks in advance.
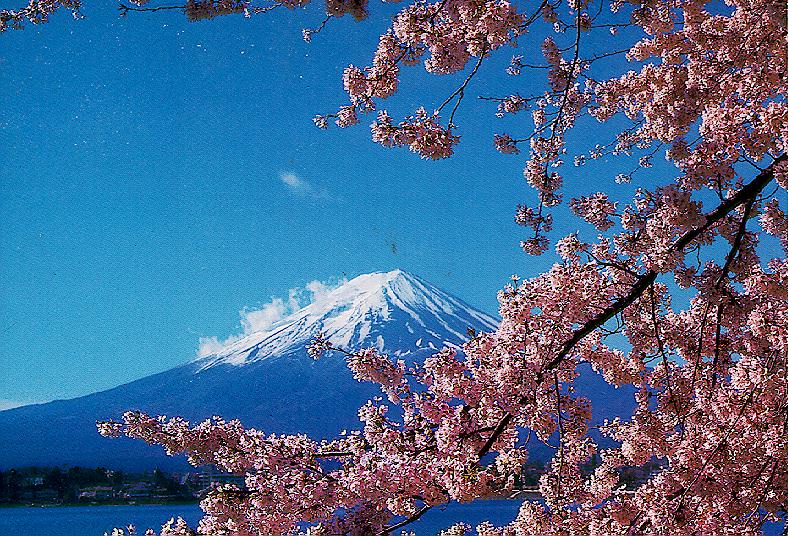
[0,270,633,470]
[0,270,496,469]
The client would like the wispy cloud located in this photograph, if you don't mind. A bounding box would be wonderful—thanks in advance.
[196,277,347,358]
[195,336,231,358]
[279,171,334,201]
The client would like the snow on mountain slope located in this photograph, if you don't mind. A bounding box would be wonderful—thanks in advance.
[195,269,498,370]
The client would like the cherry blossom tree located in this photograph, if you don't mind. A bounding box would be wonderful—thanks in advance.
[6,0,785,532]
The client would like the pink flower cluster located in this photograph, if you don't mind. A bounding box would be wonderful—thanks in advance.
[494,94,526,117]
[0,0,81,31]
[391,0,522,75]
[371,109,460,160]
[493,133,519,154]
[311,0,523,154]
[325,0,367,20]
[184,0,245,22]
[569,193,618,231]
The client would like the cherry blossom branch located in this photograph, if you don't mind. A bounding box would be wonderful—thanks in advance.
[481,155,785,459]
[436,48,486,126]
[546,153,785,374]
[1,0,80,30]
[516,0,549,32]
[377,504,431,535]
[118,2,184,13]
[648,284,684,428]
[673,384,760,514]
[117,0,282,19]
[301,13,333,41]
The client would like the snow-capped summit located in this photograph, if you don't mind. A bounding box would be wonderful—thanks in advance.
[195,269,497,370]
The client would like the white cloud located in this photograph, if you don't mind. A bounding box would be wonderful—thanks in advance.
[305,280,335,306]
[240,297,290,333]
[279,171,333,201]
[196,277,348,357]
[280,172,305,190]
[196,336,232,358]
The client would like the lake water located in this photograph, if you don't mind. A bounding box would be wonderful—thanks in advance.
[0,501,784,535]
[0,501,520,535]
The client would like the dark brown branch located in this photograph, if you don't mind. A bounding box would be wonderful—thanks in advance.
[711,191,755,389]
[437,50,486,123]
[478,412,513,457]
[711,302,725,389]
[117,0,281,16]
[303,13,331,38]
[119,2,184,13]
[314,450,354,457]
[718,196,756,284]
[553,371,565,502]
[378,504,431,535]
[649,284,684,429]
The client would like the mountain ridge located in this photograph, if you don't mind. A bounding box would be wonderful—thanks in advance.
[0,270,505,470]
[0,270,635,470]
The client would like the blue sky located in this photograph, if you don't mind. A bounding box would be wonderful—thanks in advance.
[0,2,658,407]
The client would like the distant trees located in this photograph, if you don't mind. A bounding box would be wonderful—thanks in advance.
[0,469,23,503]
[0,466,115,503]
[0,466,192,505]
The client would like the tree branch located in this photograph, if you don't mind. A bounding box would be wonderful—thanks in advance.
[543,153,785,375]
[480,154,785,456]
[378,504,431,535]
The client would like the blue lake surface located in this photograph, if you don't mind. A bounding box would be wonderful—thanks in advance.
[0,501,519,535]
[0,501,784,535]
